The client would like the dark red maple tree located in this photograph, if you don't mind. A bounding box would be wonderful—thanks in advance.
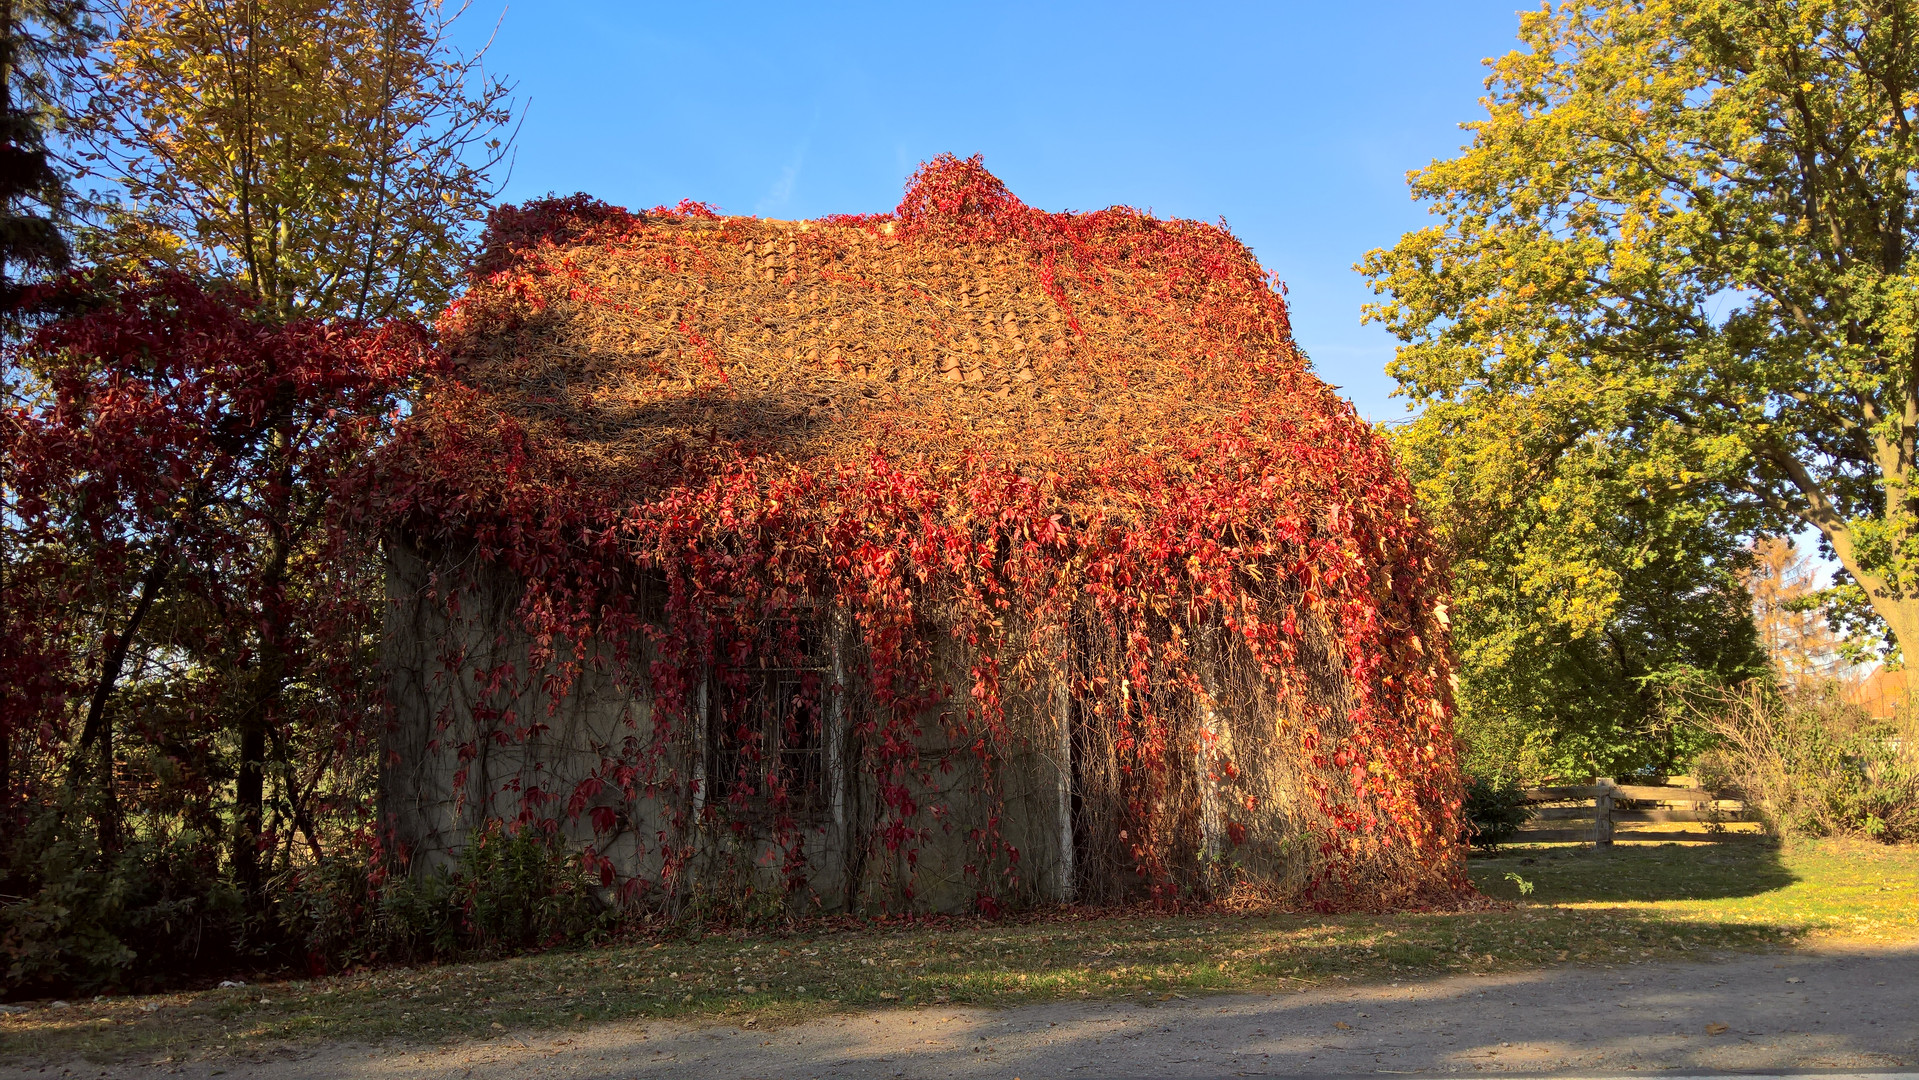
[0,272,430,890]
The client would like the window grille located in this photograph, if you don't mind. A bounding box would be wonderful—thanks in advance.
[702,614,831,821]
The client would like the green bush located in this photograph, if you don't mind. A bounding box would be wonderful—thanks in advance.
[1462,773,1533,851]
[282,824,611,970]
[0,812,254,997]
[3,814,613,996]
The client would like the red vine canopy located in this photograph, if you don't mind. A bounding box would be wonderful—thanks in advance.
[372,155,1467,911]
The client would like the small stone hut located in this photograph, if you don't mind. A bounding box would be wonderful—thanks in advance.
[377,156,1465,915]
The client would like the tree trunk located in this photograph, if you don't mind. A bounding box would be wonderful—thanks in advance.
[233,420,294,896]
[234,714,267,890]
[71,544,175,852]
[96,710,115,849]
[1,723,11,829]
[1813,522,1919,665]
[1877,597,1919,670]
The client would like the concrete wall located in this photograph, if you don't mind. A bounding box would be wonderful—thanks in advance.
[380,543,1073,913]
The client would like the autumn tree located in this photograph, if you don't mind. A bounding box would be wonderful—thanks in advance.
[0,275,427,881]
[72,0,516,321]
[1744,536,1850,684]
[1367,1,1919,676]
[41,0,514,890]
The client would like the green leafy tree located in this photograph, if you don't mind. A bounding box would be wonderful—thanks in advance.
[1389,389,1767,779]
[1366,0,1919,667]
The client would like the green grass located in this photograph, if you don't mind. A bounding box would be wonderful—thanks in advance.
[4,838,1914,1065]
[1472,836,1917,934]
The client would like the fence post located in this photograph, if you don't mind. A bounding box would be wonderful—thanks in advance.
[1594,778,1616,847]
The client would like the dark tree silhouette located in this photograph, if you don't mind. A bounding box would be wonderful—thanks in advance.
[0,0,89,298]
[0,0,91,821]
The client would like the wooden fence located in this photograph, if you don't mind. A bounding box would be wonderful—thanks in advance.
[1509,776,1754,845]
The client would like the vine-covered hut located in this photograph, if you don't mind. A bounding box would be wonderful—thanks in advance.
[374,156,1466,914]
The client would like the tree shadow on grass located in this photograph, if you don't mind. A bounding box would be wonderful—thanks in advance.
[1469,838,1794,903]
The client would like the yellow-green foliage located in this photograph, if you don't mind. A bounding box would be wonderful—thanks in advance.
[74,0,514,319]
[1363,1,1919,772]
[1386,394,1765,778]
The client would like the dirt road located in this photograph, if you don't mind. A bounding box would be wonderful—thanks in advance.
[13,941,1916,1079]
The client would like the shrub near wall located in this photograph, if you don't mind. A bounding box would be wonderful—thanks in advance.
[1461,774,1531,851]
[280,826,610,971]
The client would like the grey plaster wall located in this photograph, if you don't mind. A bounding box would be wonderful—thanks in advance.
[380,543,1074,913]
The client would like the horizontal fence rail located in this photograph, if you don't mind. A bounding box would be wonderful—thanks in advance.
[1507,776,1753,846]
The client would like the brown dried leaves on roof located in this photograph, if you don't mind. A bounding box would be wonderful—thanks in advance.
[434,160,1351,501]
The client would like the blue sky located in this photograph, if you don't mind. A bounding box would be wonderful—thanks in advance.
[461,2,1528,421]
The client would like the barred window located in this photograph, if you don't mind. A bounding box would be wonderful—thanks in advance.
[703,616,830,820]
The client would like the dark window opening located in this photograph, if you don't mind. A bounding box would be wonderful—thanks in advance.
[705,617,830,821]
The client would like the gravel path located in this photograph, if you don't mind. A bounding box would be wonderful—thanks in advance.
[14,941,1916,1079]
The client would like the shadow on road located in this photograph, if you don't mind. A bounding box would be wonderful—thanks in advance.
[218,940,1916,1079]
